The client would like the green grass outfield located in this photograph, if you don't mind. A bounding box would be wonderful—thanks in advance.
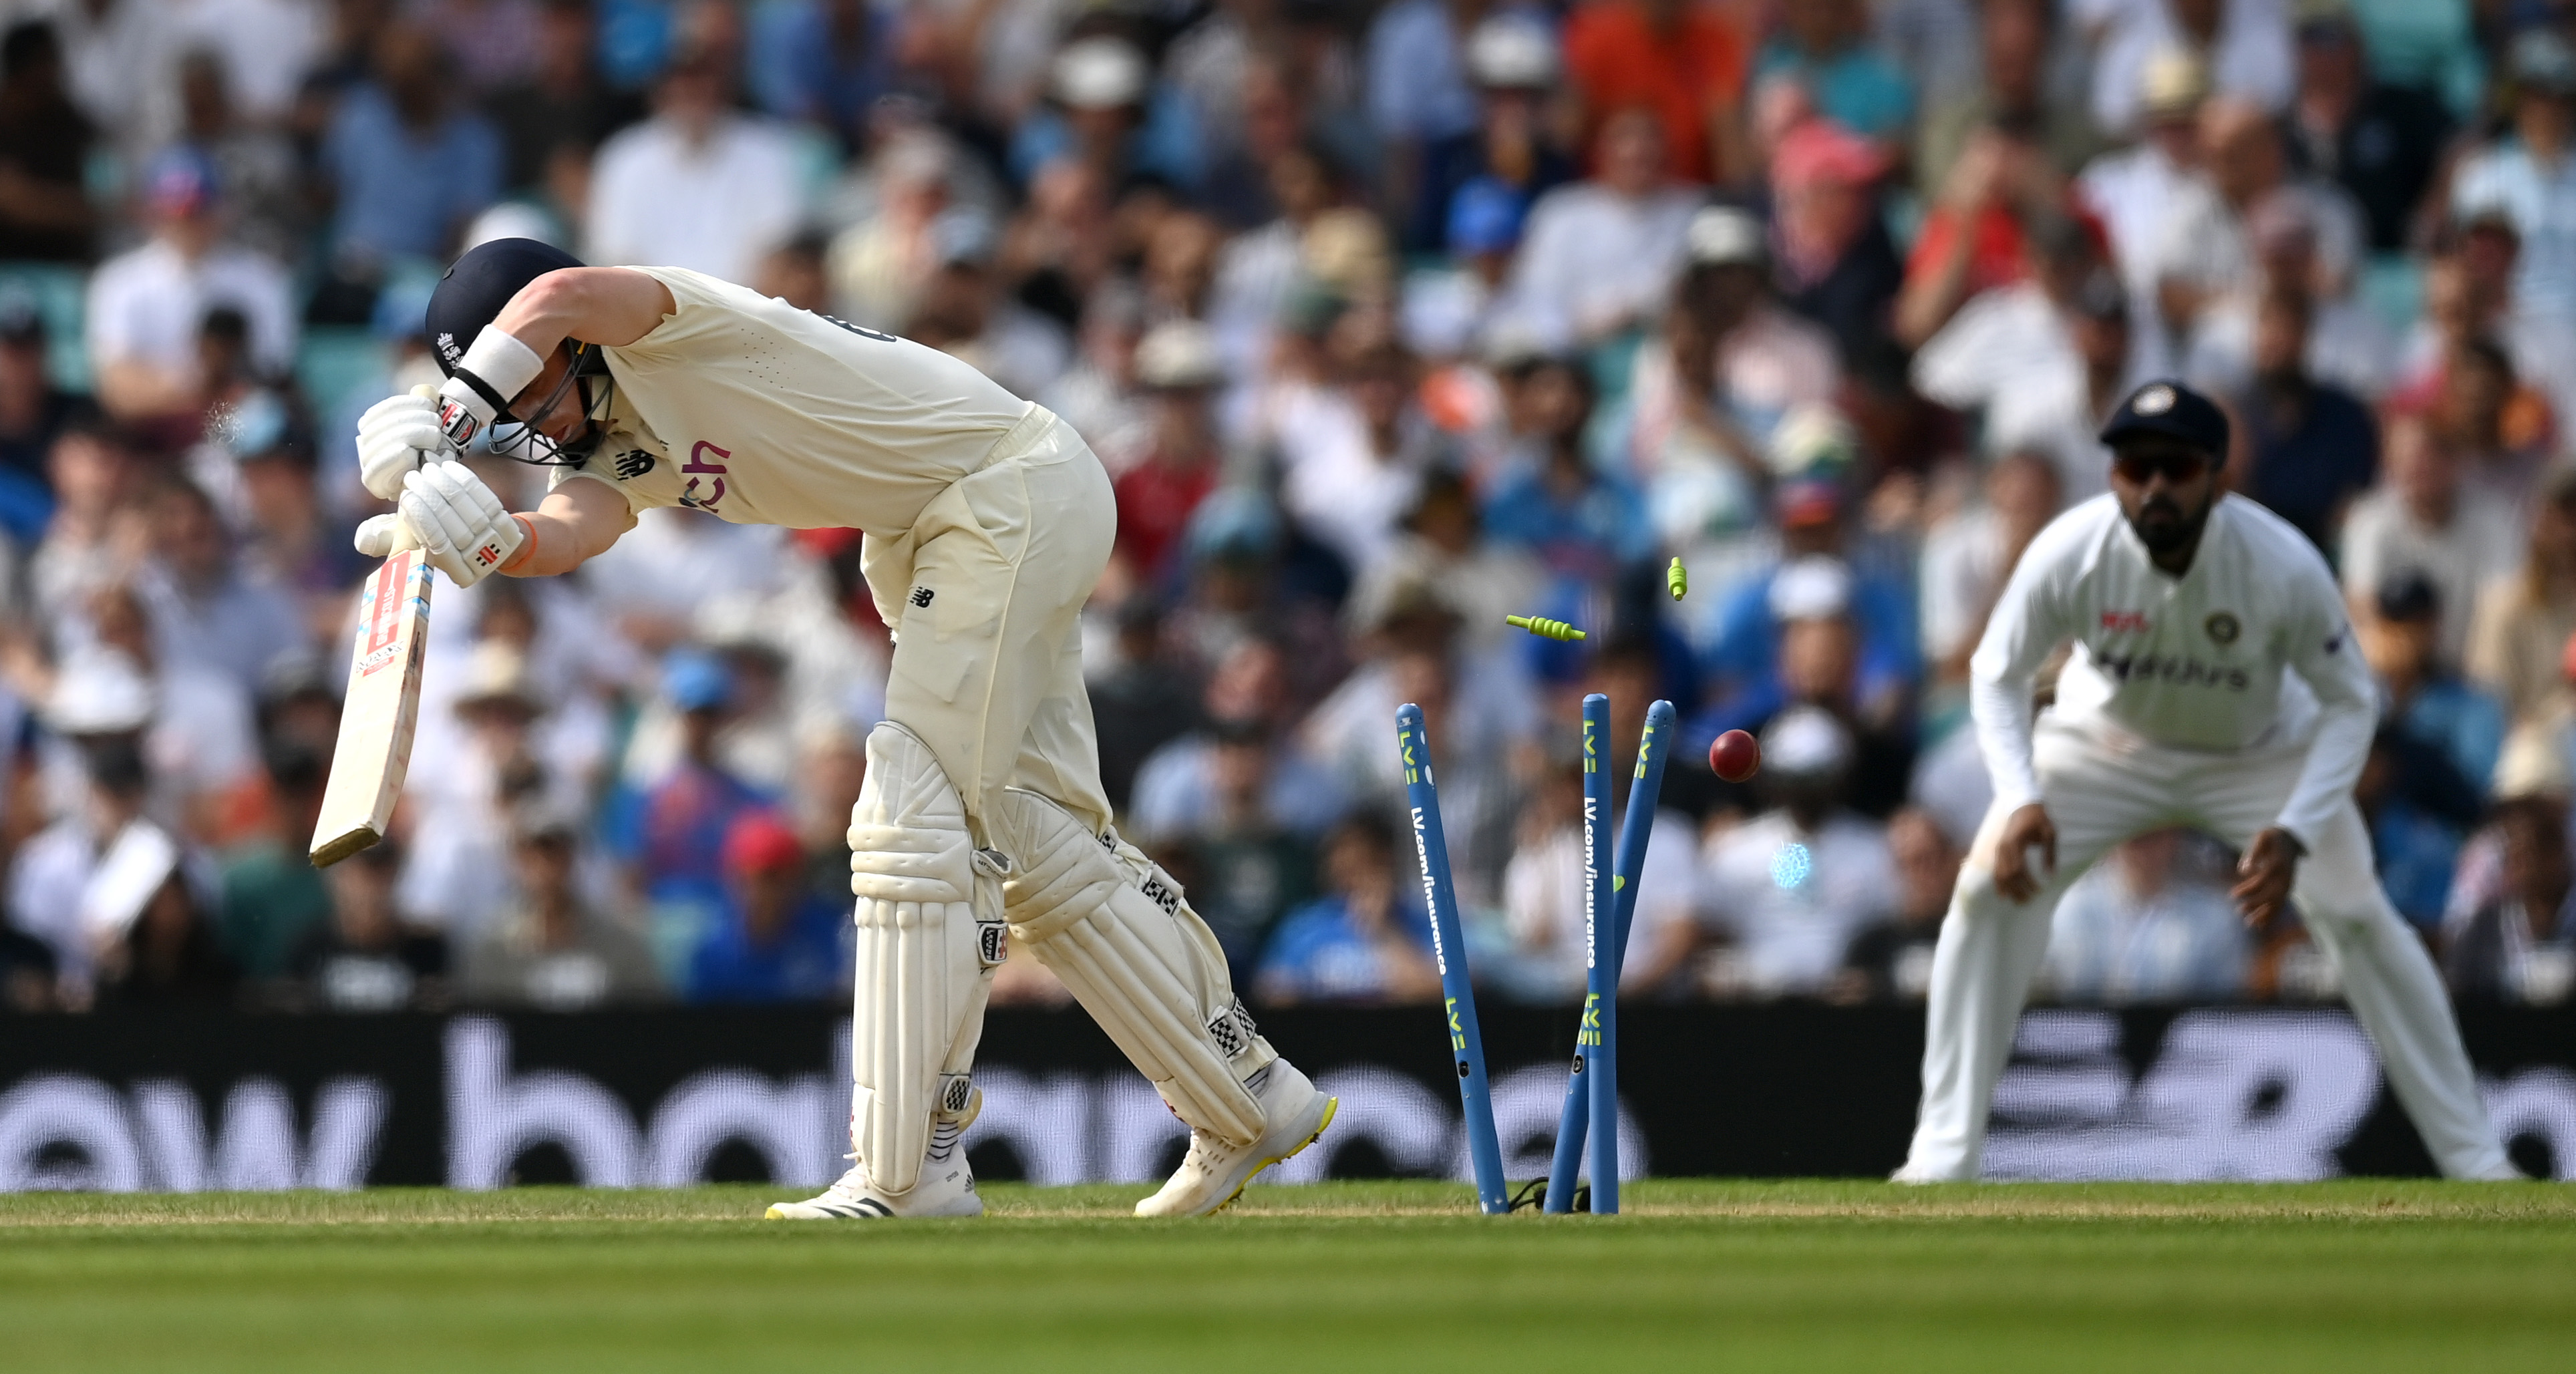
[5,1180,2575,1371]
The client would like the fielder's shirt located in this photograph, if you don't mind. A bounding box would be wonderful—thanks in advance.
[550,265,1036,538]
[1969,494,2376,846]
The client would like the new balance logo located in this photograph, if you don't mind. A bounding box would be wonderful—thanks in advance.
[614,449,654,480]
[909,586,934,608]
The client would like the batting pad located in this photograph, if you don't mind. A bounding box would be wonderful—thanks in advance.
[846,723,1003,1195]
[991,788,1272,1147]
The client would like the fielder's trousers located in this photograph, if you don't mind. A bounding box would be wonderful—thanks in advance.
[1901,713,2514,1181]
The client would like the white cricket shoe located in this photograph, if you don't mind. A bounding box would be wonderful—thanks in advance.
[1134,1059,1337,1218]
[767,1101,984,1220]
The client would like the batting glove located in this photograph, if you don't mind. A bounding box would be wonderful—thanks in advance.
[355,384,454,502]
[351,512,424,559]
[399,461,525,588]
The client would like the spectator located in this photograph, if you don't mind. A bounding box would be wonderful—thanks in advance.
[1625,204,1841,492]
[1481,356,1654,586]
[463,806,663,1009]
[634,649,772,907]
[903,208,1070,401]
[2444,792,2576,1005]
[1498,749,1699,1001]
[2279,1,2450,253]
[2450,31,2576,329]
[0,298,88,542]
[757,0,894,149]
[826,131,959,333]
[687,812,847,1003]
[9,729,159,1007]
[287,840,451,1012]
[92,842,235,1011]
[1837,806,1955,1001]
[0,926,55,1012]
[84,148,296,427]
[2152,96,2364,368]
[1131,636,1345,846]
[1911,220,2133,504]
[1561,0,1750,186]
[1363,0,1497,157]
[2403,222,2576,433]
[2226,285,2379,551]
[1406,16,1575,256]
[1698,487,1919,741]
[587,8,804,285]
[29,419,132,626]
[2358,720,2484,933]
[1162,717,1324,975]
[1088,598,1202,818]
[483,0,646,194]
[1251,810,1440,1005]
[2340,409,2519,672]
[2362,572,2504,803]
[1112,321,1227,583]
[1770,120,1904,363]
[71,586,263,835]
[1011,36,1202,194]
[174,48,303,262]
[1279,340,1455,575]
[320,22,503,264]
[2467,467,2576,729]
[216,739,333,982]
[2078,49,2211,378]
[1753,0,1914,146]
[2044,828,2249,1003]
[1500,106,1700,349]
[1343,468,1546,659]
[2184,192,2396,401]
[0,21,96,263]
[1920,449,2063,687]
[138,478,308,694]
[2420,336,2555,516]
[2092,0,2295,141]
[1915,0,2098,200]
[1699,706,1898,997]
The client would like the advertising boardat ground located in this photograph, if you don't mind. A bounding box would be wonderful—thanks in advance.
[6,1005,2576,1190]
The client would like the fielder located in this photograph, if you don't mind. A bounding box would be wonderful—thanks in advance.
[359,238,1336,1218]
[1897,379,2516,1182]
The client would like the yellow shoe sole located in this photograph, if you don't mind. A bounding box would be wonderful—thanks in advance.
[1210,1095,1339,1216]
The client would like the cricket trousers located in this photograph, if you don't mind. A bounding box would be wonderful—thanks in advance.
[1899,713,2515,1181]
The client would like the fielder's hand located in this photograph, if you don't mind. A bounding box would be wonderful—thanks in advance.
[355,384,454,501]
[399,461,524,587]
[351,512,422,559]
[1989,802,2057,903]
[2231,827,2305,928]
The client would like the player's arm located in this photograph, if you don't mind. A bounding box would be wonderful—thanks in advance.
[1965,524,2076,900]
[2237,563,2379,923]
[502,473,636,577]
[483,267,675,360]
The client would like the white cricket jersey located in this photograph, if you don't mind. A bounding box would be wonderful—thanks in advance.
[549,266,1036,538]
[1969,493,2378,845]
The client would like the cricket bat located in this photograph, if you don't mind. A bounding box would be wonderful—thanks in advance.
[311,548,434,866]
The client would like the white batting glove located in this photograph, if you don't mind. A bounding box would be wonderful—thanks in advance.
[399,461,525,588]
[351,512,424,559]
[355,384,454,502]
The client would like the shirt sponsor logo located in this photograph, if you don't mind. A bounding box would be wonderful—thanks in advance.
[679,440,730,512]
[2100,610,2151,633]
[2205,612,2241,645]
[2093,651,2251,691]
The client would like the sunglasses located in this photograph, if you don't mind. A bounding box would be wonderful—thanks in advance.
[2111,448,2211,485]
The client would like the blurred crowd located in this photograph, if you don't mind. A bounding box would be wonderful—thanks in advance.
[5,0,2576,1019]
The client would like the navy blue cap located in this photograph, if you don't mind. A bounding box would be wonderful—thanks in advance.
[424,238,586,377]
[2098,379,2230,456]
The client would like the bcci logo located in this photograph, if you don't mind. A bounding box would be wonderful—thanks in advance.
[2205,612,2241,646]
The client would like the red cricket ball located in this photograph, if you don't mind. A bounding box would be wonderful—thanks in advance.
[1710,729,1761,783]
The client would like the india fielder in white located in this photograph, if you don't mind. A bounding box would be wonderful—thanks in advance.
[356,238,1337,1218]
[1897,379,2516,1182]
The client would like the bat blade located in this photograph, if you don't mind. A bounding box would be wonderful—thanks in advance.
[310,548,434,867]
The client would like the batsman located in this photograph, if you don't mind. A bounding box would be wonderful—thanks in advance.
[357,239,1337,1218]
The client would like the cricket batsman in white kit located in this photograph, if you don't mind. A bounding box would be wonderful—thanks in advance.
[1897,379,2517,1182]
[355,239,1337,1217]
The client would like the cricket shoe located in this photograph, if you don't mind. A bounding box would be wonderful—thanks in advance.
[766,1100,984,1220]
[1134,1059,1337,1218]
